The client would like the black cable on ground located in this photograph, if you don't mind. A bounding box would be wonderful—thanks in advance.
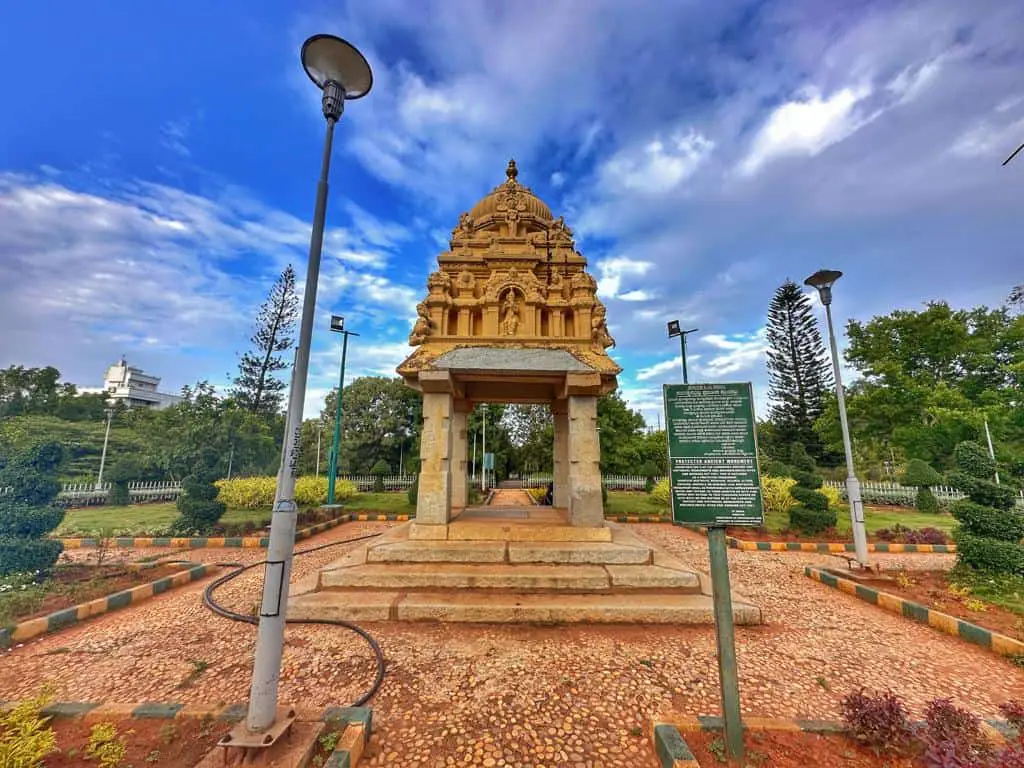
[161,531,387,708]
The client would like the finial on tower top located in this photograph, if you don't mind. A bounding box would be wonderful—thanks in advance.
[506,158,518,181]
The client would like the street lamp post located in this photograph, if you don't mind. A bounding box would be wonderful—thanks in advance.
[243,34,372,740]
[667,320,699,384]
[316,422,323,477]
[95,408,114,491]
[327,314,359,504]
[804,269,869,566]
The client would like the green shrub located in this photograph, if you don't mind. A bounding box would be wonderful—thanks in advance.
[951,500,1024,542]
[819,484,842,509]
[105,458,141,507]
[173,470,225,533]
[788,506,837,536]
[0,503,65,539]
[601,483,608,505]
[370,459,389,493]
[791,470,823,490]
[955,533,1024,575]
[0,689,59,765]
[788,443,816,473]
[407,475,419,506]
[954,441,996,480]
[901,459,942,489]
[0,537,64,576]
[915,486,940,513]
[761,460,793,479]
[790,487,829,511]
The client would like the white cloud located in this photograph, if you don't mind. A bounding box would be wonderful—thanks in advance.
[618,289,653,302]
[887,57,943,105]
[738,85,871,176]
[636,357,681,381]
[160,118,192,157]
[550,171,566,188]
[698,328,769,377]
[600,129,714,194]
[949,116,1024,159]
[594,255,654,299]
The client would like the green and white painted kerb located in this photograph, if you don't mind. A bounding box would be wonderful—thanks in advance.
[0,562,214,649]
[805,565,1024,659]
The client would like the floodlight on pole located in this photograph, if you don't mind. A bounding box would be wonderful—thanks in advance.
[242,33,372,741]
[804,269,869,566]
[667,321,699,384]
[327,314,359,505]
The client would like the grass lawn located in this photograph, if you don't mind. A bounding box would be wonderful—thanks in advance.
[604,491,668,517]
[56,503,270,536]
[341,492,416,514]
[605,491,957,537]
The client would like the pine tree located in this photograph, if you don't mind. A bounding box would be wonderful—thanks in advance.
[231,265,298,417]
[766,280,834,456]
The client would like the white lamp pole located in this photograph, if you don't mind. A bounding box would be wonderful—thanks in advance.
[95,408,114,491]
[244,34,373,737]
[805,269,869,566]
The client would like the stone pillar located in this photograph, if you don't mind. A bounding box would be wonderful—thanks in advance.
[457,309,471,336]
[552,399,569,509]
[451,399,470,510]
[416,390,454,526]
[567,394,603,527]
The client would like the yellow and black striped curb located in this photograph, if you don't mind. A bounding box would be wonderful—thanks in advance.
[0,562,215,649]
[0,701,372,765]
[653,715,1019,766]
[805,566,1024,659]
[56,512,408,550]
[728,536,955,553]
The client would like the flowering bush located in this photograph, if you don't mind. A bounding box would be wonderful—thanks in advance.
[215,476,356,509]
[651,478,670,507]
[761,476,797,516]
[875,525,950,545]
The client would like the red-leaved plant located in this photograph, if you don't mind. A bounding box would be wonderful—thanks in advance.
[841,688,913,754]
[921,699,993,768]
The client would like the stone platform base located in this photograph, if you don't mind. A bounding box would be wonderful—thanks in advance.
[288,518,761,625]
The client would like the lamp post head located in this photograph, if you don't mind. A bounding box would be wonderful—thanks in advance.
[329,315,345,333]
[804,269,843,307]
[667,320,681,338]
[301,34,373,120]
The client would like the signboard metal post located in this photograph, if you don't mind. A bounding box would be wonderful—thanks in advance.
[664,382,764,764]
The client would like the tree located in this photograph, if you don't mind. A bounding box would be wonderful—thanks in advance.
[596,391,647,474]
[322,377,422,474]
[816,302,1024,473]
[766,280,833,459]
[1009,284,1023,313]
[503,405,553,473]
[784,443,836,535]
[0,442,66,576]
[231,265,298,417]
[0,366,76,418]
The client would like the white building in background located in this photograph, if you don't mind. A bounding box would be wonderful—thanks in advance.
[83,358,183,410]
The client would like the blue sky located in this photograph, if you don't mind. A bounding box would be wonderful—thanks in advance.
[1,0,1021,424]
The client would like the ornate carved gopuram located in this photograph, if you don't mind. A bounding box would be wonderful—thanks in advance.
[398,159,620,383]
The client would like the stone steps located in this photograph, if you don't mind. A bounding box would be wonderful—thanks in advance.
[288,590,761,625]
[320,562,702,592]
[365,539,651,565]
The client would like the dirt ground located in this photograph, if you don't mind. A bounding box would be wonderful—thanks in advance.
[44,716,230,766]
[685,729,918,767]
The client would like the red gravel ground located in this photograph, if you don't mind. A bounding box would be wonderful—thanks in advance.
[44,716,230,766]
[2,521,1022,767]
[685,729,918,767]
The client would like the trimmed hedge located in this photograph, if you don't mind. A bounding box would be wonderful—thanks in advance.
[0,503,65,539]
[407,475,419,506]
[947,472,1016,511]
[789,506,837,536]
[214,476,357,509]
[915,486,940,513]
[951,500,1024,542]
[791,486,829,511]
[0,537,63,575]
[954,441,996,480]
[956,533,1024,575]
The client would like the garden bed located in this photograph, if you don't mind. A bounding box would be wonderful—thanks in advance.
[684,729,917,767]
[0,563,184,626]
[858,569,1024,642]
[44,716,230,767]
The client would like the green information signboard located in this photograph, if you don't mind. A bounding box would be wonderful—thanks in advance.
[663,382,764,527]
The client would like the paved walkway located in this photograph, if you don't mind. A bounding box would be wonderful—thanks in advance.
[1,523,1021,768]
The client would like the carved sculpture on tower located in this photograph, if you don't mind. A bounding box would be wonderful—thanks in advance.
[397,159,622,376]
